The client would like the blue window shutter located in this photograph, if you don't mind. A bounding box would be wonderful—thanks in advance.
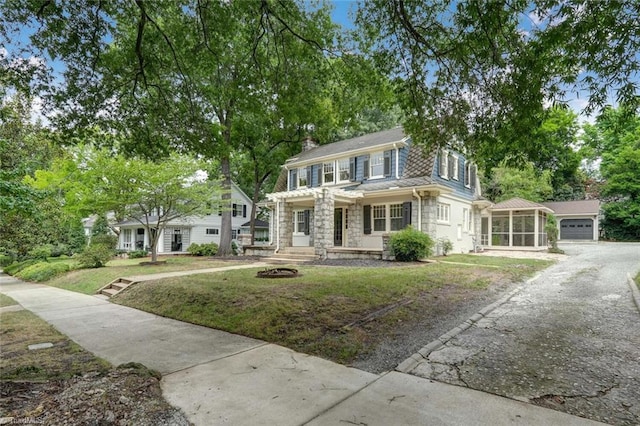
[349,157,356,181]
[290,169,297,190]
[243,204,247,218]
[363,205,372,234]
[384,150,392,177]
[316,164,322,187]
[363,156,370,179]
[232,204,237,217]
[306,167,312,186]
[303,209,310,235]
[402,201,412,228]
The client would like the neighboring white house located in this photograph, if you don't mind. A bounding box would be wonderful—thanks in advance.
[115,182,256,254]
[260,128,487,259]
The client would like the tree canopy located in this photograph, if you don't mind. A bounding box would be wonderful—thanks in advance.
[354,0,640,155]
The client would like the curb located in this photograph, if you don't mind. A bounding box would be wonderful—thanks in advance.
[396,274,541,374]
[628,273,640,314]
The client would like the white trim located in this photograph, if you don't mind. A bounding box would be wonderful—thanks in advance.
[337,158,350,183]
[369,151,385,179]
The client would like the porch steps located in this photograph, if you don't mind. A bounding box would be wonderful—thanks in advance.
[263,247,318,264]
[97,277,138,298]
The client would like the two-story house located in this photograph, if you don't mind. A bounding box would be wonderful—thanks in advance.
[262,128,489,259]
[116,182,255,254]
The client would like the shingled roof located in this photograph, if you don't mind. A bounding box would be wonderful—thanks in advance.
[285,127,407,165]
[491,197,551,211]
[542,200,600,215]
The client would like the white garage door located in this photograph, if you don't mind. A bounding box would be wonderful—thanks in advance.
[560,219,593,240]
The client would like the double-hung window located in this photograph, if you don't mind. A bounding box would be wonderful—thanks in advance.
[338,158,350,182]
[439,149,449,179]
[437,203,450,223]
[451,155,459,180]
[389,204,403,231]
[370,152,385,178]
[323,162,334,185]
[295,211,306,234]
[373,205,386,232]
[298,166,308,187]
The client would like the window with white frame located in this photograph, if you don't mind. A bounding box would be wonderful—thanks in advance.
[206,228,219,235]
[452,155,459,180]
[464,161,474,187]
[373,205,386,232]
[294,210,306,234]
[389,204,403,231]
[298,166,308,187]
[323,162,334,184]
[437,203,450,223]
[439,149,449,179]
[338,158,350,182]
[370,152,385,178]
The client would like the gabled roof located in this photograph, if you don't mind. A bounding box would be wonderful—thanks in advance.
[490,197,552,211]
[241,219,269,228]
[542,200,600,215]
[285,127,407,165]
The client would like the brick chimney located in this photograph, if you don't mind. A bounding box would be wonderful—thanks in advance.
[302,136,318,152]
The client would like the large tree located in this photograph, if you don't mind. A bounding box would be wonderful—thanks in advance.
[2,0,383,255]
[354,1,640,156]
[580,106,640,240]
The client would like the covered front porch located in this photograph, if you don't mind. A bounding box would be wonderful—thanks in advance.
[481,198,552,251]
[266,187,365,258]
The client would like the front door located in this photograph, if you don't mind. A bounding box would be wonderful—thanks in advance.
[171,232,182,252]
[334,208,343,246]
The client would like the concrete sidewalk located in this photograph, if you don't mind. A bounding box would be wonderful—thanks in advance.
[0,274,606,425]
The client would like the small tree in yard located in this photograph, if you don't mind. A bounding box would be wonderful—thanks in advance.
[545,214,564,254]
[389,226,435,262]
[31,147,222,263]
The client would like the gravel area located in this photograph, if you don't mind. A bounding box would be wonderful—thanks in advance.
[404,242,640,425]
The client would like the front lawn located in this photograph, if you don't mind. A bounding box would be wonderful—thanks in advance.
[113,255,553,364]
[46,256,251,294]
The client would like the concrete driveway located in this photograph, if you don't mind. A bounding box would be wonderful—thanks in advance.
[401,242,640,425]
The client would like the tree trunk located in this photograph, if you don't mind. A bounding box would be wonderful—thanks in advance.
[148,227,159,262]
[217,154,233,256]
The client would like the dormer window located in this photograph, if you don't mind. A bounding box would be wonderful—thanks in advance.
[451,155,459,180]
[323,162,334,185]
[439,149,449,179]
[464,161,476,188]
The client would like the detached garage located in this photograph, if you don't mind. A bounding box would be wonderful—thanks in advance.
[542,200,600,242]
[559,219,594,240]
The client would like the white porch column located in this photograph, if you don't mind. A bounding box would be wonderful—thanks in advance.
[534,208,539,248]
[509,210,513,247]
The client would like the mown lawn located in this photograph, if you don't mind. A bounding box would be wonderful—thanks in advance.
[114,255,553,364]
[0,293,18,307]
[46,256,251,294]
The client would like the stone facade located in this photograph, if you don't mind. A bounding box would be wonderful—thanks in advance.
[313,188,335,258]
[277,201,293,249]
[346,201,362,248]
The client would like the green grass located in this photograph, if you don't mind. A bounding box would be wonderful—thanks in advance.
[114,258,553,364]
[0,310,110,381]
[0,293,18,307]
[46,256,249,294]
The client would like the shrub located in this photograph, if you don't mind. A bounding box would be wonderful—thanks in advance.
[438,238,454,256]
[4,259,40,276]
[50,243,70,258]
[75,244,114,268]
[389,226,434,262]
[16,262,70,282]
[0,254,14,267]
[128,249,148,259]
[27,245,52,261]
[187,242,218,256]
[90,233,118,249]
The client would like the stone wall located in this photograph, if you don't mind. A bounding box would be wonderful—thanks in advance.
[346,201,362,248]
[313,188,334,258]
[278,201,293,249]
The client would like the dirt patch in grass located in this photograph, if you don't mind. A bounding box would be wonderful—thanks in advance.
[114,258,552,371]
[0,310,189,424]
